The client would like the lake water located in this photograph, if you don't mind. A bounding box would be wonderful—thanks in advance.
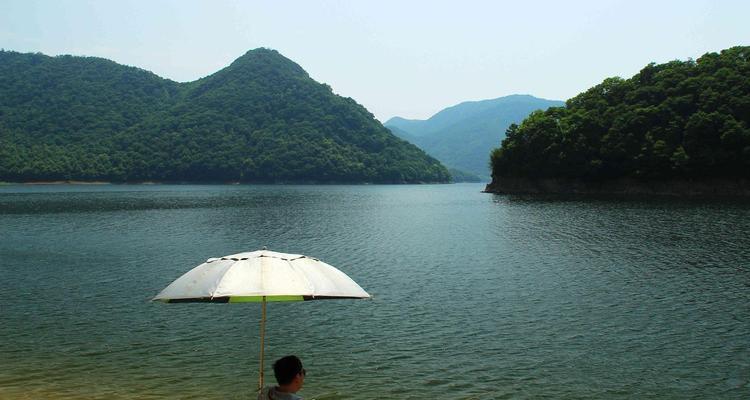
[0,183,748,399]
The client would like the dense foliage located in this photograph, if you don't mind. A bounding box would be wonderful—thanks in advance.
[0,49,450,183]
[386,95,563,179]
[490,47,750,181]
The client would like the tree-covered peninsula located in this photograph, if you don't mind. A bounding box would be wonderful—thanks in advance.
[0,49,450,183]
[487,46,750,195]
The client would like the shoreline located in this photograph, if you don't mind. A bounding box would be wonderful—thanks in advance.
[19,180,113,185]
[484,177,750,197]
[3,180,454,186]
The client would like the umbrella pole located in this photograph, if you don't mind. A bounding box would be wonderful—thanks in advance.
[259,296,266,391]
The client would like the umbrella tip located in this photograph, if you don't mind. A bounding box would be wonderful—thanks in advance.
[262,246,268,250]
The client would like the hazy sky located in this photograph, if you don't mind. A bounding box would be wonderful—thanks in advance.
[2,0,748,121]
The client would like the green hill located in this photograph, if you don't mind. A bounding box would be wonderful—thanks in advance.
[488,46,750,193]
[0,49,450,183]
[385,95,563,180]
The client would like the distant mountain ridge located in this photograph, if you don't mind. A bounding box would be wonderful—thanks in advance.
[385,95,564,179]
[0,49,450,183]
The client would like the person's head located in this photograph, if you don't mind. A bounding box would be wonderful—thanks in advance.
[273,355,305,392]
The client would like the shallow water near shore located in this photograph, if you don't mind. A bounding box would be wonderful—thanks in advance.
[1,183,749,399]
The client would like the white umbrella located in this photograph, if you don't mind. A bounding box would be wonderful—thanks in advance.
[153,249,370,390]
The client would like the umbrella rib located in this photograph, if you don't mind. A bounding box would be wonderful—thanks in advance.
[288,258,315,298]
[210,264,235,300]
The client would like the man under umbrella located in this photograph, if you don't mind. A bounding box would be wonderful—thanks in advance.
[258,355,306,400]
[153,249,370,393]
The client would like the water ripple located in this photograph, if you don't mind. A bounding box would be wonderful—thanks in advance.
[0,184,748,399]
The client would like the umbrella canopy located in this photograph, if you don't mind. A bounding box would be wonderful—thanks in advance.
[153,249,370,390]
[153,250,370,302]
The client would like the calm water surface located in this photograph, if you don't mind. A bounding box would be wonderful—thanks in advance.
[0,183,748,399]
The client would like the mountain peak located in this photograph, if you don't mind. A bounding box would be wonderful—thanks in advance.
[227,47,307,77]
[186,48,310,99]
[236,47,284,61]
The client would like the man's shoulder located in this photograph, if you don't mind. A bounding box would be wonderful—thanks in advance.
[257,386,303,400]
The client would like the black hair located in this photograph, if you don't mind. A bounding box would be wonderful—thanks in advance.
[273,355,303,385]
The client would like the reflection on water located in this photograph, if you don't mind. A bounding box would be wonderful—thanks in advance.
[0,184,748,399]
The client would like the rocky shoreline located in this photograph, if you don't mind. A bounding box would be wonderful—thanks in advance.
[484,177,750,197]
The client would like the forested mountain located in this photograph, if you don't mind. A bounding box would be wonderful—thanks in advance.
[385,95,563,180]
[0,49,450,183]
[489,46,750,191]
